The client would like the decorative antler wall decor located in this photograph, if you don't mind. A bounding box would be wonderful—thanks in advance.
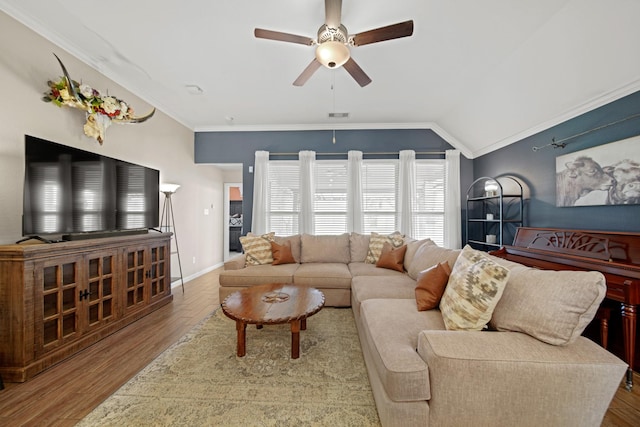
[42,54,155,144]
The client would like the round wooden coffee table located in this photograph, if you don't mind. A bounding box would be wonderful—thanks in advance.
[221,283,325,359]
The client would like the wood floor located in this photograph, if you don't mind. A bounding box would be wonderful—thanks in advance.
[0,267,638,426]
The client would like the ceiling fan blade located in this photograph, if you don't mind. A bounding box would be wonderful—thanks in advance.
[293,59,322,86]
[325,0,342,28]
[352,20,414,46]
[254,28,314,45]
[343,58,372,87]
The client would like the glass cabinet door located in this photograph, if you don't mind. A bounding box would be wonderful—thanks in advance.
[38,259,80,356]
[85,252,117,330]
[124,247,147,312]
[149,242,169,302]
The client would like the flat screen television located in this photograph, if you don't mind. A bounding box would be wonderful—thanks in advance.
[23,135,160,238]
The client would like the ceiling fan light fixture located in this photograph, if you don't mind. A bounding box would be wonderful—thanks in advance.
[315,41,350,68]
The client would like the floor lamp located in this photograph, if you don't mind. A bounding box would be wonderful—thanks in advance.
[160,183,184,293]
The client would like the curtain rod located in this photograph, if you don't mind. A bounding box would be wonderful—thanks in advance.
[269,151,446,156]
[531,112,640,152]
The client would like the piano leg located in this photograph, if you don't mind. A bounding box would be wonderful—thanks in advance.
[621,303,636,391]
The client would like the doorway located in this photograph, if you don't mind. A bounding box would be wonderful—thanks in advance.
[224,183,243,261]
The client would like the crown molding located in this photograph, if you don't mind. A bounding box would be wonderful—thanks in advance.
[472,77,640,158]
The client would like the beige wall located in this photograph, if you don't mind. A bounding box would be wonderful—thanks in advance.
[0,11,225,279]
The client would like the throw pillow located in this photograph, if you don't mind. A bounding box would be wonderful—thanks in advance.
[271,241,296,265]
[489,266,606,345]
[239,232,275,266]
[365,231,404,264]
[415,262,452,311]
[273,234,301,263]
[439,245,510,331]
[376,243,407,272]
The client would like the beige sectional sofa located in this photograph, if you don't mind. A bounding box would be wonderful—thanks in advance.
[220,232,627,427]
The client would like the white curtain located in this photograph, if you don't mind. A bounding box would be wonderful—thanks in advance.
[251,150,269,235]
[299,150,316,234]
[347,150,363,233]
[397,150,415,236]
[444,149,461,249]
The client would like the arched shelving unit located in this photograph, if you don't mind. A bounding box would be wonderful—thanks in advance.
[465,176,524,250]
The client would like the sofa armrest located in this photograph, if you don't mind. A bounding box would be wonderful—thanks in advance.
[224,255,246,270]
[417,330,626,427]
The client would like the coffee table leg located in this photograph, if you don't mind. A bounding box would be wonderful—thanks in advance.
[301,317,307,331]
[236,321,247,357]
[291,320,300,359]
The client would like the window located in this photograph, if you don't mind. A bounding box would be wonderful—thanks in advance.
[267,161,300,235]
[262,155,446,243]
[361,160,398,234]
[314,161,348,235]
[414,160,445,245]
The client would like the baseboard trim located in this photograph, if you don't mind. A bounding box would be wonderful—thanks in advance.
[171,262,224,289]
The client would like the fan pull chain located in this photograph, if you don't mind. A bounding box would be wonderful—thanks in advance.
[332,73,337,144]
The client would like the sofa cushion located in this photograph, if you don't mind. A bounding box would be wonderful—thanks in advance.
[300,233,351,263]
[351,275,417,308]
[349,262,409,278]
[350,232,370,262]
[293,263,352,289]
[359,298,445,402]
[271,241,296,265]
[407,243,460,280]
[365,231,405,264]
[239,232,275,266]
[440,245,510,331]
[489,267,607,345]
[376,243,407,272]
[415,262,452,311]
[273,234,301,263]
[219,263,299,287]
[404,238,434,272]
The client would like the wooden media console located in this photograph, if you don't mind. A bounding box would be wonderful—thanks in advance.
[0,232,173,382]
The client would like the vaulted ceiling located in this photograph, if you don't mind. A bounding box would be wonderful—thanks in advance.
[2,0,639,158]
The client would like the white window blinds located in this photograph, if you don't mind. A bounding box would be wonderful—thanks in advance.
[262,155,447,243]
[314,161,348,235]
[267,160,300,235]
[414,160,445,245]
[361,160,399,234]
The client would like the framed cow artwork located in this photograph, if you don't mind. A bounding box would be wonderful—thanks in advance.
[556,135,640,207]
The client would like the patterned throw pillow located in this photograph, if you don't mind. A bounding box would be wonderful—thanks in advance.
[365,231,404,264]
[375,243,407,272]
[439,245,510,330]
[239,232,275,266]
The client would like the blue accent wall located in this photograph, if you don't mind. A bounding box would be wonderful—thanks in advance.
[473,90,640,234]
[194,128,469,234]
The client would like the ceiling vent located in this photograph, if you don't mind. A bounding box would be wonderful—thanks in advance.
[328,112,349,118]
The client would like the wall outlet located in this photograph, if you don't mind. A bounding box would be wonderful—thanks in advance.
[192,256,196,264]
[203,208,209,215]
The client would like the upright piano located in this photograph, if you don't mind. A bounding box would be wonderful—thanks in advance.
[491,227,640,390]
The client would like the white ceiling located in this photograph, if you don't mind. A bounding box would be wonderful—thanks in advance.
[2,0,640,158]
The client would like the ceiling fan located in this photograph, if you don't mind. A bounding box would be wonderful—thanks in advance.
[254,0,414,87]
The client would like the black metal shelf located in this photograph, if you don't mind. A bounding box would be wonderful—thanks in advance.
[467,240,501,247]
[465,176,524,250]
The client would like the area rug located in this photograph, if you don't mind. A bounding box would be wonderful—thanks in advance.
[77,307,381,426]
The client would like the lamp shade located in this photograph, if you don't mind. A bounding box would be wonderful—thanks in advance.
[160,183,180,194]
[315,41,350,68]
